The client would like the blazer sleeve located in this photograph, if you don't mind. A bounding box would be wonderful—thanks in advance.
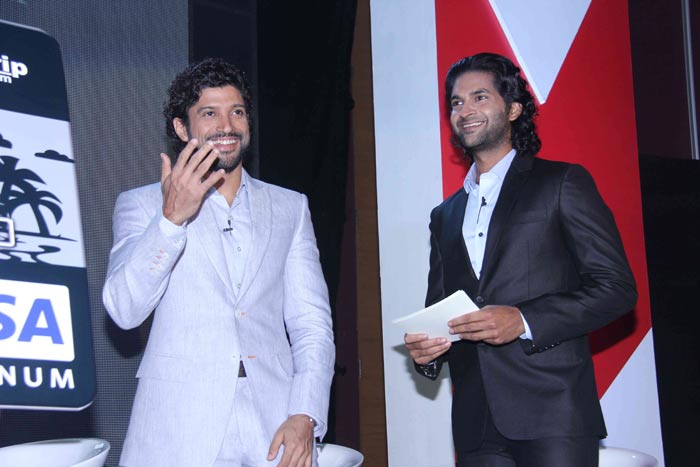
[412,207,450,379]
[102,188,186,330]
[282,193,336,439]
[517,164,638,354]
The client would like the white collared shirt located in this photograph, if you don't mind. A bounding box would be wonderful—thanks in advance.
[462,149,516,278]
[210,172,252,298]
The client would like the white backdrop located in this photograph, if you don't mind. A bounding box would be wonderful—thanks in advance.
[371,2,455,466]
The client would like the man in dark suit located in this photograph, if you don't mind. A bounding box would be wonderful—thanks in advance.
[404,53,637,467]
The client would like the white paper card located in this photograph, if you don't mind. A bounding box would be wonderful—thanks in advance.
[392,290,479,341]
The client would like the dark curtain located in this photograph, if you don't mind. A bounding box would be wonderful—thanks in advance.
[256,0,358,442]
[639,155,700,466]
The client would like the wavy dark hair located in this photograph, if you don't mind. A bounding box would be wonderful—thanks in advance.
[163,58,253,154]
[445,53,541,159]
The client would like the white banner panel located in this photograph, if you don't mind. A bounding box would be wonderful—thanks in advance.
[600,331,664,463]
[370,1,454,466]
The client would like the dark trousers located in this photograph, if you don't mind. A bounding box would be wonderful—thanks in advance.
[457,406,599,467]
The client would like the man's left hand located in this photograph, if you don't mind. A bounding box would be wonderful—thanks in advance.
[448,305,525,345]
[267,414,315,467]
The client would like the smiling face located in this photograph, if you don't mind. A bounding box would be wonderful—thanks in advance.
[173,85,250,173]
[449,71,521,160]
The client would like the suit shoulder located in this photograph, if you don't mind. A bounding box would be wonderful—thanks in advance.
[532,157,571,172]
[250,177,306,202]
[431,187,465,215]
[531,157,590,176]
[116,182,161,204]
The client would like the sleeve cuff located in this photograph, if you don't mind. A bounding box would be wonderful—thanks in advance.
[158,215,187,245]
[518,311,533,340]
[414,359,442,380]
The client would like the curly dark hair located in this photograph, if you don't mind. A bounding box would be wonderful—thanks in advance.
[445,53,541,159]
[163,58,253,154]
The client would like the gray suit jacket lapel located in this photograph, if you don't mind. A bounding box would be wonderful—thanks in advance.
[236,176,272,303]
[189,196,236,298]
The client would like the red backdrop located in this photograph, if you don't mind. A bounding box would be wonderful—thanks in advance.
[434,0,651,396]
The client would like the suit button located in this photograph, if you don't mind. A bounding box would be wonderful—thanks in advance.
[476,296,485,304]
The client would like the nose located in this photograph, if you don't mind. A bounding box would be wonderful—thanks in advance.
[462,101,477,117]
[454,102,474,119]
[216,115,235,133]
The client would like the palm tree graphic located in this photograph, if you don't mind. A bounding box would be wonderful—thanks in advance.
[0,155,63,237]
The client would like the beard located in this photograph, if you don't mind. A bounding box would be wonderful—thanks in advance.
[203,131,250,173]
[455,112,510,157]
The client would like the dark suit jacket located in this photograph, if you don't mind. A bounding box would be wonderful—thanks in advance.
[424,153,637,452]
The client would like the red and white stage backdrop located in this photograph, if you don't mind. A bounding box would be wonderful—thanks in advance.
[370,0,663,465]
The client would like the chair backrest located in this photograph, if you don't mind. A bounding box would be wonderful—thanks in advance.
[0,438,110,467]
[317,443,364,467]
[599,446,658,467]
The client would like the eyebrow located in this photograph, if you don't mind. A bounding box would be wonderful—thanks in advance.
[195,103,246,113]
[451,88,490,100]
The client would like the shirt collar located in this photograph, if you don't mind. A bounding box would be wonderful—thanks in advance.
[207,168,249,198]
[463,149,517,195]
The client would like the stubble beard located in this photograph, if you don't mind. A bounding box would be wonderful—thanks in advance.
[456,112,511,158]
[203,131,250,173]
[211,142,249,173]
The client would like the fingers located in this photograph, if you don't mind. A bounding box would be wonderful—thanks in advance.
[448,307,523,344]
[172,138,200,171]
[448,310,485,336]
[173,139,220,179]
[268,424,312,467]
[278,447,309,467]
[404,334,451,364]
[447,310,484,327]
[192,143,221,180]
[267,431,283,462]
[404,333,428,344]
[160,153,172,185]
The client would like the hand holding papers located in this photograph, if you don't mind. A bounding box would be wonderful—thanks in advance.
[393,290,479,341]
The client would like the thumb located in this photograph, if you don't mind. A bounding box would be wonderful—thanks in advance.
[267,431,283,461]
[160,153,172,184]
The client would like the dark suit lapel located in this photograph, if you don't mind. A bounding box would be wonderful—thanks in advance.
[480,153,534,283]
[443,189,479,282]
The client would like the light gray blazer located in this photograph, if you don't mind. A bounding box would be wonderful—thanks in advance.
[103,171,335,466]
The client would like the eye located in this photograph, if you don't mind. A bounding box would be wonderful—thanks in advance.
[475,95,487,102]
[232,109,246,116]
[203,110,215,117]
[450,99,462,108]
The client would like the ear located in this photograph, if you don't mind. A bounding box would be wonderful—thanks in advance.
[507,102,523,122]
[173,118,189,142]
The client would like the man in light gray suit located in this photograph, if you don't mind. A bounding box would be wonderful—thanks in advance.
[103,58,335,467]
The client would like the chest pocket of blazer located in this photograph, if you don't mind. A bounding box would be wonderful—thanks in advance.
[508,209,547,225]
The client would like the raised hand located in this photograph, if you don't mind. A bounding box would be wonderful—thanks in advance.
[160,138,225,225]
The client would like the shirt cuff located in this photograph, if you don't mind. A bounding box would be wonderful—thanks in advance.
[519,311,533,340]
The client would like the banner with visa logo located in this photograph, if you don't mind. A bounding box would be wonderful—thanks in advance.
[0,19,96,410]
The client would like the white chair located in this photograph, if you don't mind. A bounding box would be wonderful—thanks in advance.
[317,443,363,467]
[599,446,658,467]
[0,438,110,467]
